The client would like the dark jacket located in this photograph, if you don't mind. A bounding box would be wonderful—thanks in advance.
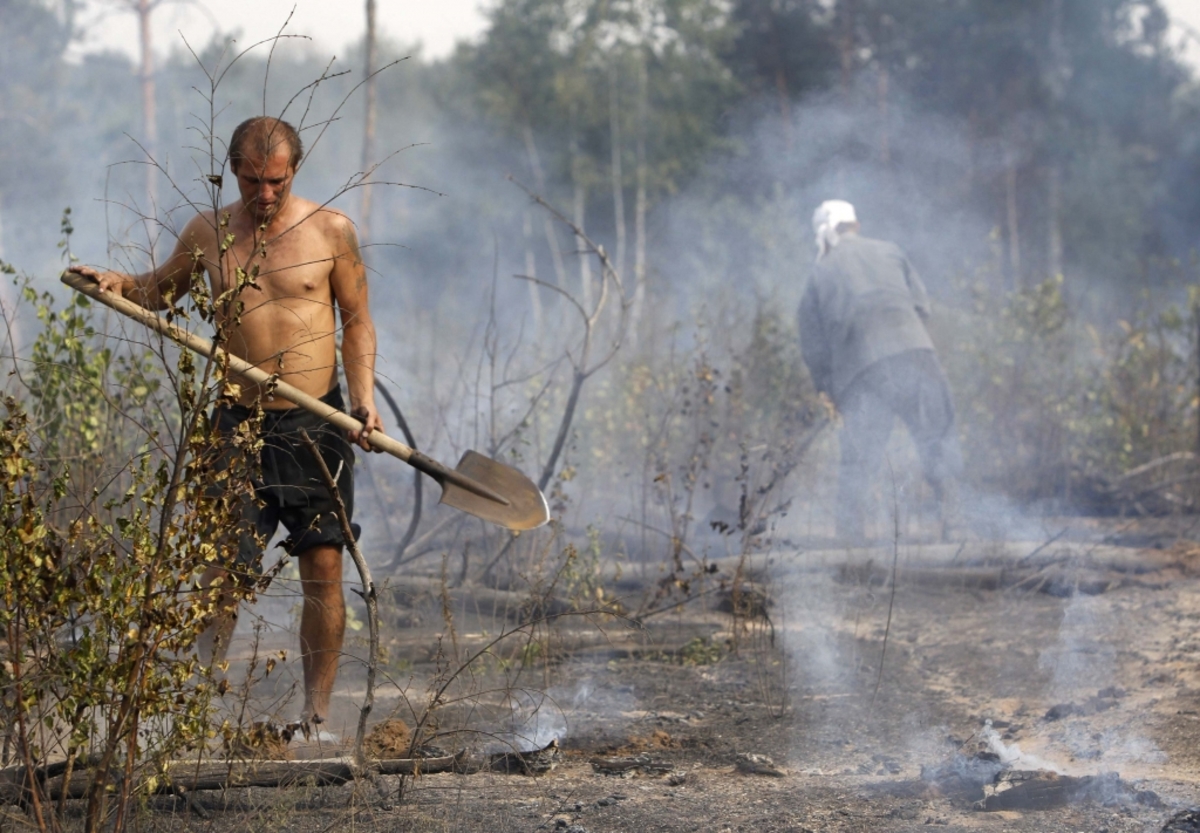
[798,234,935,400]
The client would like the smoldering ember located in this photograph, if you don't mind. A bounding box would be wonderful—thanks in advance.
[8,1,1200,832]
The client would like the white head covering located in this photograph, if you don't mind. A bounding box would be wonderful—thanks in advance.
[812,199,858,259]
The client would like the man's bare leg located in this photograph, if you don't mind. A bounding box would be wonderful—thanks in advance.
[297,544,345,724]
[197,564,240,667]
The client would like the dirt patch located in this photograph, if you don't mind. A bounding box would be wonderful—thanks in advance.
[115,522,1200,831]
[606,729,680,755]
[363,718,413,759]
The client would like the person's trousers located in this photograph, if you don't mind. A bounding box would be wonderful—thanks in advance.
[835,350,961,540]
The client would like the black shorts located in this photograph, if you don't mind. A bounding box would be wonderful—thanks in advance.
[212,386,360,571]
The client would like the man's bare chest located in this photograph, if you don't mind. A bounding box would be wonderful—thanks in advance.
[211,230,334,306]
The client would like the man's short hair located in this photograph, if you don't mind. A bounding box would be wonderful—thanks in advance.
[228,117,303,173]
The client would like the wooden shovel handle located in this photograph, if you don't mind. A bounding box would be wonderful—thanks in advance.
[60,271,510,506]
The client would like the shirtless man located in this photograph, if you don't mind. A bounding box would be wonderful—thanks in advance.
[69,116,382,727]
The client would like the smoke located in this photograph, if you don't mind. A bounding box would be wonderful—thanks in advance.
[773,568,852,693]
[487,688,568,753]
[981,720,1064,774]
[486,675,635,753]
[1,10,1187,796]
[1039,592,1115,701]
[1036,591,1166,769]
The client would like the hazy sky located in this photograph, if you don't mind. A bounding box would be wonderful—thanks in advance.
[1165,0,1200,56]
[72,0,493,62]
[73,0,1200,67]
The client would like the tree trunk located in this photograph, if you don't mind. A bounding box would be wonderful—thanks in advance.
[359,0,378,247]
[1005,145,1022,290]
[570,130,593,310]
[762,0,792,150]
[630,55,648,347]
[522,123,569,289]
[0,201,19,363]
[523,209,543,331]
[965,109,978,190]
[1045,0,1067,283]
[573,182,592,309]
[877,64,890,164]
[839,0,857,97]
[835,0,857,193]
[137,0,157,211]
[1047,164,1063,279]
[609,63,627,284]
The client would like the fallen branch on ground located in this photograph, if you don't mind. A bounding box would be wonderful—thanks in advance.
[0,753,465,802]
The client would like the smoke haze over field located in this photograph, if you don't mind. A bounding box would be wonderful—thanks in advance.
[7,2,1200,802]
[1,0,1197,535]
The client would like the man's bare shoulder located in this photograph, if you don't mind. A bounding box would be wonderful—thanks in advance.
[173,210,222,255]
[175,208,218,235]
[310,205,357,237]
[272,197,353,240]
[310,206,362,260]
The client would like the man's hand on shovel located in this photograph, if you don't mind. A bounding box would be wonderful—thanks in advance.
[349,405,385,452]
[67,263,141,300]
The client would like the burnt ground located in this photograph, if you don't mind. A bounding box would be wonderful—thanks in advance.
[102,517,1200,831]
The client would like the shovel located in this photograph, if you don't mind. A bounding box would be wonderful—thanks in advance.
[61,271,550,531]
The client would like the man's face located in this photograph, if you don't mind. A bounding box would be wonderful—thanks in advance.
[233,146,295,223]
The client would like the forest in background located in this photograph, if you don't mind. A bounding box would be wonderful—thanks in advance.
[4,0,1200,540]
[5,1,1200,292]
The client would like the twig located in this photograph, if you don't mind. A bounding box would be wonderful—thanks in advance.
[633,585,723,624]
[948,542,967,564]
[299,429,378,772]
[375,377,423,568]
[507,176,631,492]
[172,785,210,819]
[392,513,469,571]
[872,467,903,706]
[1113,451,1198,485]
[617,516,706,569]
[1019,527,1067,567]
[1008,564,1056,594]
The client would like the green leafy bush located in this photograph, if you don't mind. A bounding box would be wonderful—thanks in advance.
[941,275,1199,511]
[0,244,257,832]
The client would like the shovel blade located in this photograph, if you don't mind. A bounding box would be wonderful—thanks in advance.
[439,451,550,531]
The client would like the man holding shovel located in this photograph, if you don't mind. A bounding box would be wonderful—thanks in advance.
[798,200,961,543]
[69,116,381,730]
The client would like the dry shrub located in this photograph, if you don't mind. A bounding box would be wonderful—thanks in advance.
[940,275,1200,512]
